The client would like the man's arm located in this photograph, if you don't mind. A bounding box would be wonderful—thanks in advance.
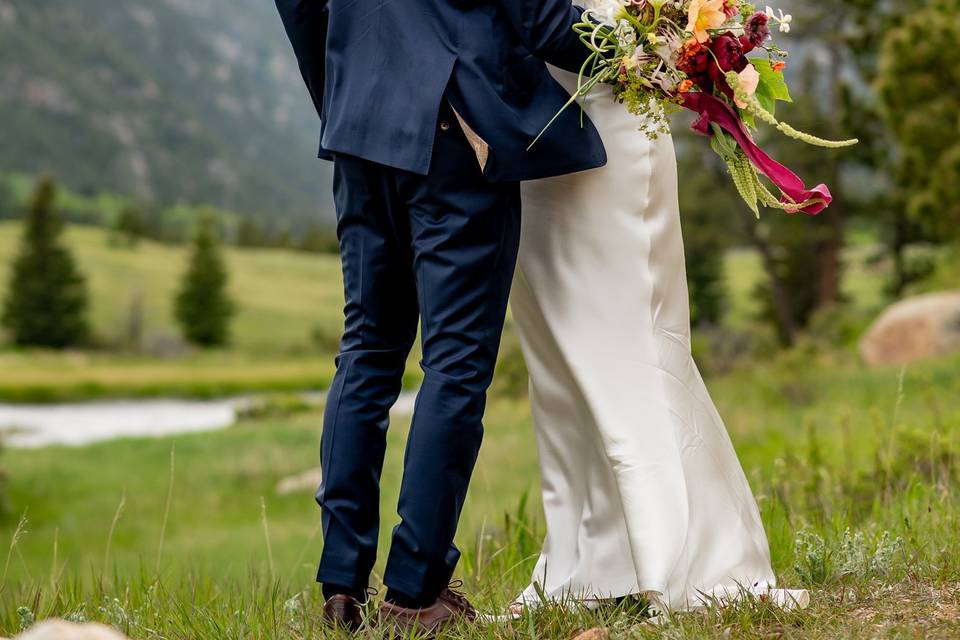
[497,0,590,74]
[275,0,329,119]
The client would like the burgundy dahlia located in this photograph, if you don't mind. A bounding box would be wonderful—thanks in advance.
[742,11,770,52]
[708,32,748,99]
[710,32,748,72]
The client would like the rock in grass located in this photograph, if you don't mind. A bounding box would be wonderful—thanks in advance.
[276,467,322,495]
[573,628,609,640]
[14,620,130,640]
[860,291,960,366]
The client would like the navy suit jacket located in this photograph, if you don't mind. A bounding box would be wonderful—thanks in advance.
[275,0,606,182]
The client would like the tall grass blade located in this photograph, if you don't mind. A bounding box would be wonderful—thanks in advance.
[156,445,176,574]
[260,496,275,581]
[104,490,127,575]
[2,512,28,592]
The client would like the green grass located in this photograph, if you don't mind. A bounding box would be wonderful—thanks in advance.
[0,350,341,403]
[2,351,959,637]
[0,221,346,355]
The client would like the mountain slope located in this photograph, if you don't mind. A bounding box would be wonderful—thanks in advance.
[0,0,333,226]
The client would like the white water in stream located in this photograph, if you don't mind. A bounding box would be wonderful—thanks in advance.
[0,391,418,449]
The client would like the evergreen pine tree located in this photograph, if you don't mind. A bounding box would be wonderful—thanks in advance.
[174,216,235,347]
[1,177,89,348]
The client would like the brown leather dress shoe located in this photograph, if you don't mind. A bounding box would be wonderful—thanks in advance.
[379,582,477,636]
[323,594,364,632]
[437,581,477,621]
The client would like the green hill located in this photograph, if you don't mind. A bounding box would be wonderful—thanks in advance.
[0,0,333,226]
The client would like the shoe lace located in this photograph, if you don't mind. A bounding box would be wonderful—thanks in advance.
[443,580,470,608]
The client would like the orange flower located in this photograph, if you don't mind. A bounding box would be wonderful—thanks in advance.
[678,79,695,93]
[772,61,786,72]
[686,0,727,44]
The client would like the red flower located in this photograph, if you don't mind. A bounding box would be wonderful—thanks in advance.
[711,32,749,73]
[677,39,713,91]
[704,32,748,99]
[740,12,770,53]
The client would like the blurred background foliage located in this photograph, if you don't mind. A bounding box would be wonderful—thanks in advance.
[0,0,954,398]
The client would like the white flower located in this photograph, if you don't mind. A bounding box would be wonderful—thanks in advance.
[592,0,627,25]
[765,6,793,33]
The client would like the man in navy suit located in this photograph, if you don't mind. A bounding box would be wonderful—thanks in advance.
[275,0,605,632]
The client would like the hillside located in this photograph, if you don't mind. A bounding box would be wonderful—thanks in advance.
[0,0,334,227]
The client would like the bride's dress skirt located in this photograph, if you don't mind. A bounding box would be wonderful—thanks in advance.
[510,67,807,611]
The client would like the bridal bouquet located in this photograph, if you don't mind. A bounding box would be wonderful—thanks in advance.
[537,0,857,216]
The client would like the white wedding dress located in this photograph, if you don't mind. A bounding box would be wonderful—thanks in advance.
[509,59,808,612]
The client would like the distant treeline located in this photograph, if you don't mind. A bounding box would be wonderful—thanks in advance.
[0,173,339,254]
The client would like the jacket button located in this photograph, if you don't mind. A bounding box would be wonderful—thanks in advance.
[439,120,451,131]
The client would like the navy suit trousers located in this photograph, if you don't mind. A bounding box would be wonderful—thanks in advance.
[316,103,521,600]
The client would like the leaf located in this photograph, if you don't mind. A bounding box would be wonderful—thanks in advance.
[709,123,739,159]
[754,81,778,119]
[752,58,792,104]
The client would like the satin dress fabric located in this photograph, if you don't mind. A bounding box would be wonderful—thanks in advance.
[510,62,807,611]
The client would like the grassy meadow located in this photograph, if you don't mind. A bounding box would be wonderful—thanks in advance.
[2,218,959,637]
[2,351,959,637]
[0,222,338,402]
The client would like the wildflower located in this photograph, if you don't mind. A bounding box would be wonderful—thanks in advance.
[772,60,786,72]
[686,0,727,43]
[678,79,695,92]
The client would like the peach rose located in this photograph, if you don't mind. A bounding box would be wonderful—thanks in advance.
[734,63,760,108]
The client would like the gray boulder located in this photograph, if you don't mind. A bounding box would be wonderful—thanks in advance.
[860,291,960,366]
